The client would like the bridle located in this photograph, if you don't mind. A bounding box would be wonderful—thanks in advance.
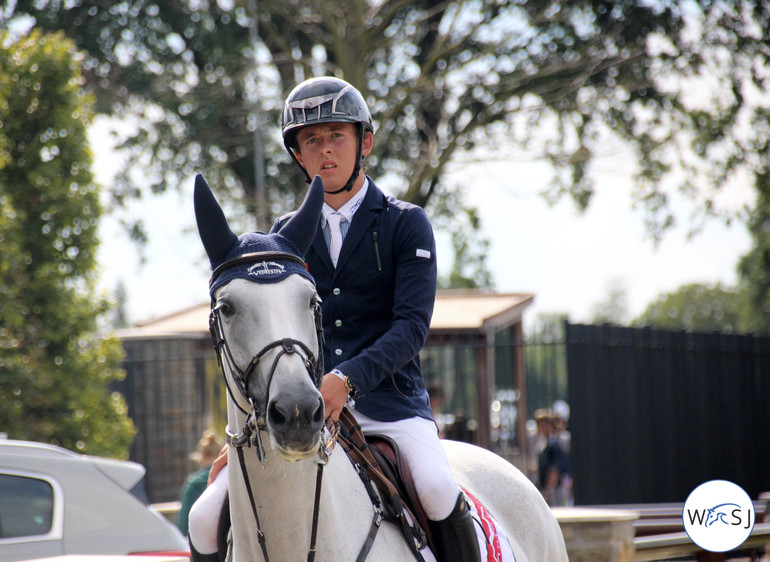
[207,250,392,562]
[208,251,330,561]
[208,252,325,420]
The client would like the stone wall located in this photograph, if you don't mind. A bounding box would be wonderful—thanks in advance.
[553,507,638,562]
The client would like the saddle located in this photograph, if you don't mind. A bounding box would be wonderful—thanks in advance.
[337,408,435,555]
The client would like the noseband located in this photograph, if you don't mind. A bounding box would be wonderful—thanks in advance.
[207,251,325,458]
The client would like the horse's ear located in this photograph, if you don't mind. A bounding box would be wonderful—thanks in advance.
[194,174,239,267]
[278,175,324,257]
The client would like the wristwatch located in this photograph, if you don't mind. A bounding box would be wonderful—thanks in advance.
[332,368,356,398]
[344,375,357,398]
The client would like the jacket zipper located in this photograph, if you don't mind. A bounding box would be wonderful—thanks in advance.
[391,374,409,397]
[373,227,402,394]
[372,231,382,271]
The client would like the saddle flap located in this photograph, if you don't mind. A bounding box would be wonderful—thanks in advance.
[336,409,432,554]
[365,434,435,550]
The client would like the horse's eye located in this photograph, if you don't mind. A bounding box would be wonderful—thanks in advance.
[216,301,234,317]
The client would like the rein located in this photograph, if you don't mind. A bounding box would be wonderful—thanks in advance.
[208,251,386,561]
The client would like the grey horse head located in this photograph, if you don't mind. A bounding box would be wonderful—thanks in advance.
[194,174,326,459]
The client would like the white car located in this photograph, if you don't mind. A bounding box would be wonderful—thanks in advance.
[0,440,189,561]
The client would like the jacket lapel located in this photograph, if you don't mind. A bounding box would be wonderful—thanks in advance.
[335,179,383,272]
[311,219,334,271]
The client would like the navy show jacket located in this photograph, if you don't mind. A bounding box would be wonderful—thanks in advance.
[273,177,437,422]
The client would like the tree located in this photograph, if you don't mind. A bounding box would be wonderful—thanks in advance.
[435,188,494,289]
[737,178,770,334]
[10,0,770,245]
[590,278,630,325]
[0,29,135,458]
[632,283,743,333]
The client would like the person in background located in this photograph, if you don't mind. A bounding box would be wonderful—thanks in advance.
[551,400,573,505]
[177,430,222,536]
[552,399,572,455]
[534,409,570,507]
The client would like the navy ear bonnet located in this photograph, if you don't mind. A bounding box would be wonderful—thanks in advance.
[194,174,324,296]
[208,231,314,294]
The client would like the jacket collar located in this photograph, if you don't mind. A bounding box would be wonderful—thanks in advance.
[312,176,384,273]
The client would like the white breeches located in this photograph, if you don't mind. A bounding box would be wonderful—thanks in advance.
[188,464,228,554]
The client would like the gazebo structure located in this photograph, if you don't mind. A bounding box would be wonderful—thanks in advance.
[424,291,534,453]
[116,290,534,502]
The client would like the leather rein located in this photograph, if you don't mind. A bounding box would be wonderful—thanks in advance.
[207,251,384,561]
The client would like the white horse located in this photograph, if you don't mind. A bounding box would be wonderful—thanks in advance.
[194,174,568,562]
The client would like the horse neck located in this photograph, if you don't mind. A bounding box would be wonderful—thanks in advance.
[228,438,365,561]
[226,403,364,559]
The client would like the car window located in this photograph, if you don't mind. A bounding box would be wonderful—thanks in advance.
[0,473,54,539]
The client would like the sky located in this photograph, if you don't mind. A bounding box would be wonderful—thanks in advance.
[91,118,753,329]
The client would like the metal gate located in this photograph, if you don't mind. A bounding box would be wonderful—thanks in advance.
[566,322,770,505]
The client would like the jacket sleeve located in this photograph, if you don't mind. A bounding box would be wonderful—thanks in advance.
[335,206,437,394]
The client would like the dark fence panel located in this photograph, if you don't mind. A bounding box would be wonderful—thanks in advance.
[567,322,770,505]
[114,337,215,503]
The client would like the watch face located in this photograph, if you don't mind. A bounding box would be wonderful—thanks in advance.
[344,376,356,396]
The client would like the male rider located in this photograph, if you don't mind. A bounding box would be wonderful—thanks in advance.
[277,76,480,562]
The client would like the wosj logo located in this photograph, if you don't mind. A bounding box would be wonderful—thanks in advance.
[683,480,755,552]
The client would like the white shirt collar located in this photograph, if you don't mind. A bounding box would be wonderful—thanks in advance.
[322,178,369,225]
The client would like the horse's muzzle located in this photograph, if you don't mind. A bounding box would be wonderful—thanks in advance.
[267,394,325,461]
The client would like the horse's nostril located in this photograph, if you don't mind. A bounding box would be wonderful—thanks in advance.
[313,397,324,424]
[268,401,288,426]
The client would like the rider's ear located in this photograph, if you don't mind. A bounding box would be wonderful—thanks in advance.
[194,174,239,268]
[361,131,374,157]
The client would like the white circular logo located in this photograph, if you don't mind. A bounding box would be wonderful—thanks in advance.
[683,480,754,552]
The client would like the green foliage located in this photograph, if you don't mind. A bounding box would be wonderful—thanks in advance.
[737,174,770,334]
[434,188,494,289]
[10,1,770,242]
[0,29,135,458]
[524,314,568,411]
[632,283,743,333]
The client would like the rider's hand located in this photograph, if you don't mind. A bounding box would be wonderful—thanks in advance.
[207,445,228,485]
[320,372,348,422]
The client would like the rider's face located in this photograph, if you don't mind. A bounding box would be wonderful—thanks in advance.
[294,122,372,194]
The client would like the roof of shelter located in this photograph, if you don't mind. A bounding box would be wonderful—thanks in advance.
[428,291,534,332]
[118,290,535,340]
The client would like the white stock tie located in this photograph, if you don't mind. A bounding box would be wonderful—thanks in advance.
[327,212,346,267]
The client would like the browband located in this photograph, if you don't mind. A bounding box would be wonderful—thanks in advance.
[209,251,308,289]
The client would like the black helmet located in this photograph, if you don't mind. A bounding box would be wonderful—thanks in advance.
[282,77,374,192]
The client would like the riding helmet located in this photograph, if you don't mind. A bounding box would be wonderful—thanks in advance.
[281,77,374,190]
